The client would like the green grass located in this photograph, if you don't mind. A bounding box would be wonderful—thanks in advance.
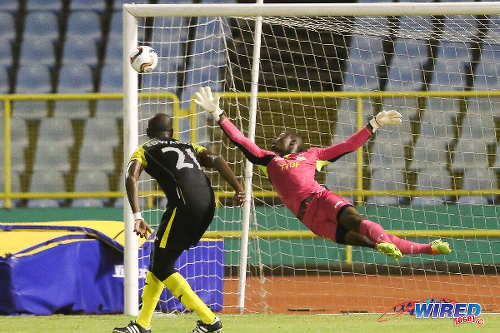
[0,313,499,333]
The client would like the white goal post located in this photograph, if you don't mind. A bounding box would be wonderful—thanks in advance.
[123,2,500,316]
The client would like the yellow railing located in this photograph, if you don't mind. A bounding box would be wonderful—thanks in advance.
[3,90,500,208]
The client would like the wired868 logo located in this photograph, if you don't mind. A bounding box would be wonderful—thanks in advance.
[378,298,484,326]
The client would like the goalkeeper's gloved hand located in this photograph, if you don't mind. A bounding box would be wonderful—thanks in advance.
[369,110,402,133]
[193,86,223,121]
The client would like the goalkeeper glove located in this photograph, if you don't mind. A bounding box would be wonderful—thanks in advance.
[193,86,223,121]
[369,110,402,133]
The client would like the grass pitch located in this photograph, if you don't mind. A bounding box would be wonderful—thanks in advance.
[0,313,499,333]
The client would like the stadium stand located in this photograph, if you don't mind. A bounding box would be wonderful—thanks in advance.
[32,144,71,172]
[61,36,99,66]
[19,37,56,66]
[25,0,64,12]
[27,170,66,208]
[14,65,51,119]
[367,169,405,205]
[73,170,110,207]
[66,11,102,41]
[70,0,107,12]
[0,12,15,43]
[23,11,59,42]
[55,64,93,117]
[412,168,453,205]
[457,168,496,205]
[0,67,9,94]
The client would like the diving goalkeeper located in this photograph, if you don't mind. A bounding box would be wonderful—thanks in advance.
[194,87,451,260]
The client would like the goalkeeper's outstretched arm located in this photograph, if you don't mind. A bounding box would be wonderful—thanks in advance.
[194,87,275,166]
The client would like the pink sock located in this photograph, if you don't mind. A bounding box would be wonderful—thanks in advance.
[387,234,433,254]
[359,219,391,244]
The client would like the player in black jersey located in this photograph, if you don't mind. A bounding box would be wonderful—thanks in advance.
[114,113,243,333]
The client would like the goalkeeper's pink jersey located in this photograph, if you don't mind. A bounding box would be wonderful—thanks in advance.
[219,117,372,216]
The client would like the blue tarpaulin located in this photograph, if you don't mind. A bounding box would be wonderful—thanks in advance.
[0,221,224,315]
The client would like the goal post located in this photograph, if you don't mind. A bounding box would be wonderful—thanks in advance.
[123,2,500,316]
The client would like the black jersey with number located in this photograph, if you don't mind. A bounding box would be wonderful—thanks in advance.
[130,138,213,208]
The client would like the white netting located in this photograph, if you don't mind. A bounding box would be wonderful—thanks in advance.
[132,11,500,314]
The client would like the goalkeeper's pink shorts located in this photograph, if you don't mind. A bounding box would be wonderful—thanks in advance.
[299,189,352,242]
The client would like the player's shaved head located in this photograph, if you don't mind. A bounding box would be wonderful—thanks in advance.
[271,132,304,156]
[147,113,173,139]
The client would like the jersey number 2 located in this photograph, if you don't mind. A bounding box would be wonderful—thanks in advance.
[161,147,201,170]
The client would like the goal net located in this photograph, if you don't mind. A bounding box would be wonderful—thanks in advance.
[124,3,500,316]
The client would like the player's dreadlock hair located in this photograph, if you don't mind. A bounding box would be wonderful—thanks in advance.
[147,113,173,139]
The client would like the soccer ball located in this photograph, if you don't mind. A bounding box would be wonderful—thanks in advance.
[129,46,158,73]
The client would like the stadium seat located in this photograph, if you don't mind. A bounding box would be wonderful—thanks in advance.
[19,36,56,66]
[385,61,423,91]
[412,168,452,205]
[102,37,122,65]
[25,0,63,12]
[61,36,98,66]
[14,65,51,118]
[32,143,71,172]
[0,12,15,43]
[370,140,405,169]
[348,35,384,63]
[82,118,120,146]
[460,111,496,142]
[473,62,500,90]
[343,60,379,91]
[0,66,9,94]
[325,158,357,203]
[99,63,122,92]
[56,64,93,116]
[0,1,18,12]
[429,60,467,91]
[27,170,66,208]
[412,137,449,170]
[15,64,52,94]
[73,170,110,207]
[452,139,489,169]
[37,118,74,147]
[439,41,470,62]
[108,11,122,39]
[367,169,405,205]
[23,11,59,41]
[78,143,115,172]
[70,0,106,12]
[95,99,122,118]
[151,17,188,45]
[10,118,29,149]
[457,168,496,205]
[66,11,102,41]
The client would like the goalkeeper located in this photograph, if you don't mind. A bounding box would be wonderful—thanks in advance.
[194,87,451,260]
[114,113,244,333]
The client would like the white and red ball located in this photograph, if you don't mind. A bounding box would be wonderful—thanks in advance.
[129,46,158,73]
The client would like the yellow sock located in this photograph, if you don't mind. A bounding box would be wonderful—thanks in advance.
[136,271,164,329]
[163,272,216,324]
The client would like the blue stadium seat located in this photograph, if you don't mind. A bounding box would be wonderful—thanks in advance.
[56,64,93,117]
[367,169,404,206]
[14,65,52,118]
[27,170,66,208]
[19,37,56,66]
[393,38,428,64]
[325,156,357,203]
[66,11,102,41]
[474,62,500,90]
[57,64,93,93]
[70,0,106,12]
[457,168,496,205]
[412,137,449,170]
[343,61,379,91]
[10,118,29,149]
[151,16,187,44]
[32,143,71,172]
[82,118,119,146]
[61,36,98,66]
[453,139,489,169]
[26,0,63,12]
[108,11,122,39]
[348,35,383,63]
[23,12,59,41]
[78,143,115,172]
[0,12,15,43]
[73,170,109,207]
[99,63,122,92]
[429,60,468,91]
[0,66,9,94]
[386,62,423,91]
[412,168,452,205]
[103,37,122,65]
[0,1,18,12]
[37,118,74,147]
